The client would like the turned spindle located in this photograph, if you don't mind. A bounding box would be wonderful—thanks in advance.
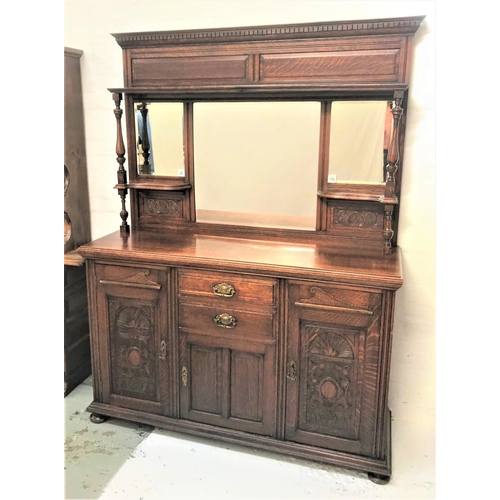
[113,93,130,235]
[138,102,151,175]
[381,93,404,253]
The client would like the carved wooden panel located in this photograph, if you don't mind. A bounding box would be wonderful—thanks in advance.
[137,190,188,228]
[326,200,384,241]
[298,322,363,440]
[109,299,158,400]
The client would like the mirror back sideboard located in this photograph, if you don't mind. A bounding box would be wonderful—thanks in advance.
[79,16,424,484]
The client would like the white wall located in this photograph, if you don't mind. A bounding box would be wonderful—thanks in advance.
[64,0,435,479]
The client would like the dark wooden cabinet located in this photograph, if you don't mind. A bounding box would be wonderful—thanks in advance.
[79,16,424,483]
[64,47,91,396]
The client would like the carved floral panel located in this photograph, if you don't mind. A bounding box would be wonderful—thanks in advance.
[109,298,157,400]
[299,322,364,439]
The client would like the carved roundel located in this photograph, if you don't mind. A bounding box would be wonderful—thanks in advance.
[318,377,341,401]
[127,347,143,367]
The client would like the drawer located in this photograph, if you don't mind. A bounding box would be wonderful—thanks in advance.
[178,269,277,305]
[96,263,163,290]
[179,303,275,340]
[291,282,381,316]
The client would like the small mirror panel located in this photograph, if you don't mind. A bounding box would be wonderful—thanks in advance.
[193,102,320,231]
[135,102,185,176]
[328,101,392,184]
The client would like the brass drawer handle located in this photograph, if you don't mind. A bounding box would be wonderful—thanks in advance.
[214,313,237,328]
[213,282,236,298]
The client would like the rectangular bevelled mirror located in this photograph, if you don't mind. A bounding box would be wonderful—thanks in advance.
[193,101,321,231]
[328,101,392,184]
[134,102,185,176]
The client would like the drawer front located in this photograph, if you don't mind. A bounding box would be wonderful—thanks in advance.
[179,303,275,340]
[179,269,277,306]
[291,281,381,316]
[95,263,163,290]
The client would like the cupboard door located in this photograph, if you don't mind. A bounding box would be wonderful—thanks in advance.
[179,333,276,437]
[285,281,383,456]
[94,264,171,416]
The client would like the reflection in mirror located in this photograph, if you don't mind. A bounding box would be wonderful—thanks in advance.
[328,101,392,184]
[135,102,185,176]
[193,102,320,231]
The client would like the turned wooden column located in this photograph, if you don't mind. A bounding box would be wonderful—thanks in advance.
[381,91,404,253]
[138,102,152,175]
[113,93,130,235]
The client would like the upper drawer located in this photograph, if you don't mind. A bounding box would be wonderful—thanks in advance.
[178,269,277,305]
[96,263,164,290]
[290,281,381,316]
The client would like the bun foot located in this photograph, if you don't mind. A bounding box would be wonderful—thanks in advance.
[367,472,390,485]
[90,413,108,424]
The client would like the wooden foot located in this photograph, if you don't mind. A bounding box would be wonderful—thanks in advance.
[90,412,108,424]
[367,472,390,485]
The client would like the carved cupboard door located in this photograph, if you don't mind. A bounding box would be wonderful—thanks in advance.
[179,333,277,437]
[285,281,385,457]
[94,263,171,416]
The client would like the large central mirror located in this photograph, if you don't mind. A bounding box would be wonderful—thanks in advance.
[193,101,320,231]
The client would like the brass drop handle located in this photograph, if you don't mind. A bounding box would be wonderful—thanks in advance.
[214,312,237,328]
[181,366,188,387]
[213,282,236,298]
[159,340,167,360]
[286,361,297,381]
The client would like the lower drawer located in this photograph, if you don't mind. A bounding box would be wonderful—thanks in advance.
[179,302,275,340]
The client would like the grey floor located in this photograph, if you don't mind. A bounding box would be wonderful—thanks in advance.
[65,377,435,499]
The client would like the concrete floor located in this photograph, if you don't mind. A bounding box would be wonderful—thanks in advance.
[65,377,435,499]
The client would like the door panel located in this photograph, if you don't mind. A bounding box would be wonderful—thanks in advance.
[95,264,171,416]
[180,333,276,436]
[286,281,383,456]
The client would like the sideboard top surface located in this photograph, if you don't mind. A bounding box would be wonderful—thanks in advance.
[79,229,402,289]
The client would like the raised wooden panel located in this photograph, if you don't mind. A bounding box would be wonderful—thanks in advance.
[190,345,223,415]
[230,351,264,422]
[180,333,277,437]
[131,54,250,86]
[260,49,400,83]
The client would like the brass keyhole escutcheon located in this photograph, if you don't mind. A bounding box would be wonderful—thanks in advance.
[286,361,297,381]
[159,340,167,360]
[181,366,188,386]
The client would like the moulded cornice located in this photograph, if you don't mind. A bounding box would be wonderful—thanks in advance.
[112,16,425,47]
